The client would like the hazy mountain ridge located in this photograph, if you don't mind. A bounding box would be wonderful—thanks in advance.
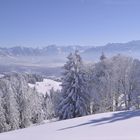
[0,45,89,57]
[82,40,140,59]
[0,40,140,58]
[0,40,140,75]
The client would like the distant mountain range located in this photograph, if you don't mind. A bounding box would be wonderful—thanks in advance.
[82,40,140,60]
[0,40,140,75]
[0,45,88,57]
[0,40,140,58]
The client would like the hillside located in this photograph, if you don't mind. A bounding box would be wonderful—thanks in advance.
[0,110,140,140]
[28,78,61,95]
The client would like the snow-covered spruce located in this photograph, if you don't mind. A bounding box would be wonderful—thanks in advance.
[0,74,44,133]
[58,51,90,120]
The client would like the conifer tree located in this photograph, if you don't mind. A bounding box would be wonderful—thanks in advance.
[58,51,90,120]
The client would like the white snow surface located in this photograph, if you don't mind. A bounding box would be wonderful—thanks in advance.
[0,110,140,140]
[0,74,4,78]
[28,79,61,95]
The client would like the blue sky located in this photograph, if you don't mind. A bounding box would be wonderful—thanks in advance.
[0,0,140,47]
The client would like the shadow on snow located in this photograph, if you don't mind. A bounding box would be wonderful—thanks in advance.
[58,110,140,131]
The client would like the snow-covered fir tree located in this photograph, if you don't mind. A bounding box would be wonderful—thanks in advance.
[4,80,20,130]
[58,51,90,120]
[30,88,44,124]
[0,73,44,132]
[43,90,55,120]
[43,88,63,119]
[0,97,10,133]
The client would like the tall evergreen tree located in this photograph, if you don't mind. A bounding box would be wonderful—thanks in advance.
[4,81,20,130]
[58,51,90,120]
[0,97,10,132]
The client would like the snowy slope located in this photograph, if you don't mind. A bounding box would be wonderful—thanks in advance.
[0,110,140,140]
[28,79,61,95]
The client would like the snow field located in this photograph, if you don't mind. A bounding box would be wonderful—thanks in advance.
[28,79,61,95]
[0,110,140,140]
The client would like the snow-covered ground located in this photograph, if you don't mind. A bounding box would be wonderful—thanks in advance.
[0,74,4,78]
[0,110,140,140]
[28,79,61,95]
